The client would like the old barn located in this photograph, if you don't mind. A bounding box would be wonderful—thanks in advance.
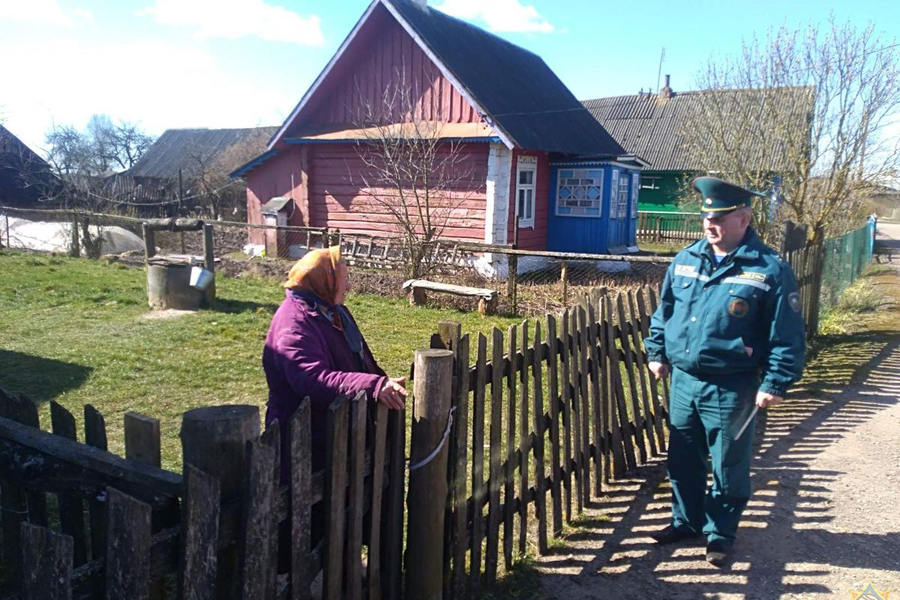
[234,0,646,259]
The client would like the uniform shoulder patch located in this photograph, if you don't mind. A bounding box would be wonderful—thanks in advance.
[729,298,750,318]
[788,292,802,313]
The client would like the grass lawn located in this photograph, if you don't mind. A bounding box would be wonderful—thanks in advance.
[0,250,522,471]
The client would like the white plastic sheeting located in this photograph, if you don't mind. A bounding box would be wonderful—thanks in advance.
[0,215,145,255]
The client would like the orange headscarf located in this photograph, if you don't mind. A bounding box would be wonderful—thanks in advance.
[284,246,343,306]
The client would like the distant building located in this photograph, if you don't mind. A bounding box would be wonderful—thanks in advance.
[583,78,813,211]
[111,127,277,215]
[0,125,59,208]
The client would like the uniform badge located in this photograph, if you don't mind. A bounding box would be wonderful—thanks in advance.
[788,292,802,313]
[729,298,750,318]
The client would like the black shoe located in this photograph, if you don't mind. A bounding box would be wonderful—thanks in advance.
[706,539,730,566]
[651,525,700,545]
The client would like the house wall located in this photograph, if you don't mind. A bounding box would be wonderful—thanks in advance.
[245,148,305,245]
[306,142,489,241]
[305,7,481,127]
[507,149,550,251]
[638,170,687,212]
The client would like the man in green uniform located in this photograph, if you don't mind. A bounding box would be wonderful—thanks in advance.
[645,177,806,566]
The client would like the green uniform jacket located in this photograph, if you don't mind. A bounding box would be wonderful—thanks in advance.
[645,228,806,396]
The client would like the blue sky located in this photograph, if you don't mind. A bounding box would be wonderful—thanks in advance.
[1,0,897,154]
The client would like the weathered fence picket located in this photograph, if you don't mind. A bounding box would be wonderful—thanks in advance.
[0,229,839,600]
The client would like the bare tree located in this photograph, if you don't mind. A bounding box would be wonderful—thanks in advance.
[30,117,155,256]
[680,15,900,242]
[186,129,272,220]
[350,69,477,278]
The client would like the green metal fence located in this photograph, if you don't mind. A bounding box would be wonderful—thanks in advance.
[817,221,876,314]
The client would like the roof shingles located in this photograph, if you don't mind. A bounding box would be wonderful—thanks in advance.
[582,87,814,171]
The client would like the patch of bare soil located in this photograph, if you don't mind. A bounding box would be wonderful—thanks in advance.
[142,309,196,320]
[530,266,900,600]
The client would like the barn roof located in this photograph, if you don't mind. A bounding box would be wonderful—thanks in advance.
[0,125,59,206]
[582,86,814,171]
[270,0,625,158]
[127,127,278,179]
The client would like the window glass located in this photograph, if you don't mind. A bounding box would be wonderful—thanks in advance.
[556,168,603,217]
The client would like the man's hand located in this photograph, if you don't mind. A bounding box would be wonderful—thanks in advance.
[648,361,671,379]
[377,376,408,410]
[756,391,783,409]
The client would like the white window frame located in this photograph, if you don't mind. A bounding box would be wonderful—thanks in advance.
[640,175,661,190]
[516,157,537,229]
[617,171,629,219]
[610,170,620,220]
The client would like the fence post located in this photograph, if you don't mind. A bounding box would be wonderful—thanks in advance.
[407,349,454,600]
[181,405,260,600]
[70,214,81,257]
[561,260,569,307]
[507,254,518,315]
[203,223,217,306]
[142,224,155,260]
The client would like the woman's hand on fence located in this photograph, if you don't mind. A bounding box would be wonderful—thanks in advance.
[377,377,408,410]
[648,361,671,379]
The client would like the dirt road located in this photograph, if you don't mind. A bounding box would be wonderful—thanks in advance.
[531,267,900,599]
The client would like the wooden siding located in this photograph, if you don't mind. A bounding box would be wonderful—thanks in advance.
[245,148,305,245]
[305,7,481,128]
[545,165,640,253]
[307,143,489,241]
[507,149,550,251]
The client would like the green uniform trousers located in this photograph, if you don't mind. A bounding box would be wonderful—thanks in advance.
[668,367,758,546]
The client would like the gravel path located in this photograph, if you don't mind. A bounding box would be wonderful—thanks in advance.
[531,266,900,600]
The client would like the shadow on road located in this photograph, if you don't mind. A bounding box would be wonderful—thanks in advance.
[530,330,900,600]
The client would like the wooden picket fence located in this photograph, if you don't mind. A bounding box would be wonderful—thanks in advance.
[637,211,703,243]
[0,388,406,600]
[426,284,669,598]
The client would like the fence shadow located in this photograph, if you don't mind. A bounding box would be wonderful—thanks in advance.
[532,335,900,599]
[0,349,93,402]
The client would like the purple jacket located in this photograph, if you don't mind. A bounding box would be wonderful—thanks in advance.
[263,290,386,476]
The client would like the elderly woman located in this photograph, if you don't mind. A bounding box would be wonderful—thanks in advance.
[263,246,407,476]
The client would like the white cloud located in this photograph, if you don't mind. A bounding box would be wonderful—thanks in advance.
[433,0,554,34]
[137,0,324,46]
[0,37,293,152]
[0,0,91,27]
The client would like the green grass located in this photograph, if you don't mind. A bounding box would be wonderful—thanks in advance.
[817,275,887,336]
[0,250,521,471]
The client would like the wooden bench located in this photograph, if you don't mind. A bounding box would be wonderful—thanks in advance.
[401,279,499,315]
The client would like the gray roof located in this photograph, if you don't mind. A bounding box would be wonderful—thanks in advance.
[582,87,814,171]
[388,0,625,157]
[127,127,278,179]
[0,125,59,205]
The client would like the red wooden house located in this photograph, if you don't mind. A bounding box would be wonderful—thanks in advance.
[233,0,646,260]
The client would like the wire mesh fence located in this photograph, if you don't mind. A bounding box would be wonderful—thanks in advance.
[818,221,876,312]
[0,205,876,326]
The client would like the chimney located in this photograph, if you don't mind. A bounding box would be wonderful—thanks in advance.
[659,74,673,99]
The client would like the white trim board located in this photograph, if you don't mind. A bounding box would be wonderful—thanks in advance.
[485,142,512,245]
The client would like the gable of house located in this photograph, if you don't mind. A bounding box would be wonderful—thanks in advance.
[271,0,625,158]
[0,125,58,206]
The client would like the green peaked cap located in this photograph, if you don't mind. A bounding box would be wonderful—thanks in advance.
[692,176,767,218]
